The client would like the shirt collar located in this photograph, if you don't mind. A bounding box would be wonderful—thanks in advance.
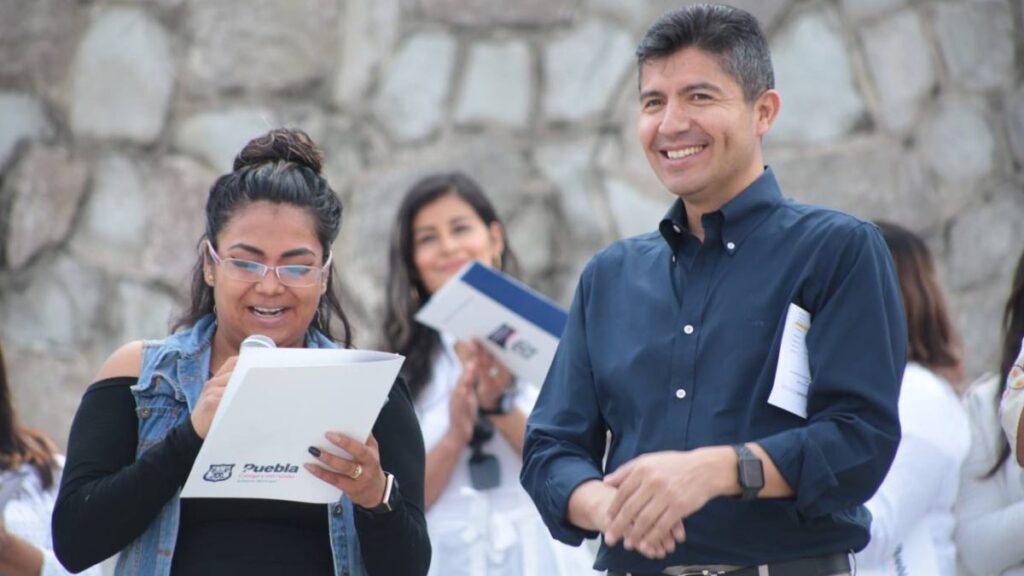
[659,166,783,254]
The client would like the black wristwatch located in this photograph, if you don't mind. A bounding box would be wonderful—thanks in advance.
[478,389,515,415]
[733,444,764,501]
[359,472,400,516]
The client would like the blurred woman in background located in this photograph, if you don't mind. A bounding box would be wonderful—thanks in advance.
[383,172,596,576]
[0,341,100,576]
[956,247,1024,576]
[855,221,970,576]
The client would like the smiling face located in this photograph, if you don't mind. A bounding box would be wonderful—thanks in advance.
[411,192,504,295]
[204,201,326,351]
[637,47,779,212]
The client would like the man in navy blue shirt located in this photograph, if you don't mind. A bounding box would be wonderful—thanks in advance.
[521,5,906,576]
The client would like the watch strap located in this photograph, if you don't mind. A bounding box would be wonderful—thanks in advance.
[360,472,398,515]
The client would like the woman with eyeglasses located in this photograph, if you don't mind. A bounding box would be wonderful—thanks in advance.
[382,172,596,576]
[52,129,430,576]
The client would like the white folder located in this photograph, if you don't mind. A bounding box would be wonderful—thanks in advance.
[181,347,404,503]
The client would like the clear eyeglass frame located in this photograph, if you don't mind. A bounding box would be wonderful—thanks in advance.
[205,240,332,288]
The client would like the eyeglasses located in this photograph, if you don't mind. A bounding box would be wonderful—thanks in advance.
[467,414,501,490]
[205,240,332,288]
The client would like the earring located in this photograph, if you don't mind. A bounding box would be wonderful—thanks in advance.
[493,253,503,271]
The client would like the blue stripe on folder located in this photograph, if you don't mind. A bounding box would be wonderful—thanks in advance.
[461,263,567,338]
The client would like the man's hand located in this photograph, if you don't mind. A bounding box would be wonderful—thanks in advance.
[566,479,617,532]
[603,447,736,559]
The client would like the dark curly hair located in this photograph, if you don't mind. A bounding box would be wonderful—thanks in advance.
[172,128,352,345]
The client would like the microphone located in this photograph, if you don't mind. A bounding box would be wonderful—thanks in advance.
[241,334,276,349]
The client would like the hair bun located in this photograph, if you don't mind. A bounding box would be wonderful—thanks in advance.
[233,128,324,174]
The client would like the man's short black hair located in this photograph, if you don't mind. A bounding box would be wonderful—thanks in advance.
[636,3,774,103]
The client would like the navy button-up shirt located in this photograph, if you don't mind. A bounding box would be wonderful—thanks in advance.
[521,168,906,571]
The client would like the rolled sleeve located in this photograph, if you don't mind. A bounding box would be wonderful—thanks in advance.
[758,223,906,518]
[521,262,606,546]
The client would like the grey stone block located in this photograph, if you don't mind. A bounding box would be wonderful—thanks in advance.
[2,145,88,270]
[603,176,672,239]
[0,93,52,170]
[70,7,174,143]
[840,0,906,21]
[333,0,400,108]
[543,20,634,123]
[922,97,994,186]
[409,0,580,27]
[861,10,935,134]
[771,137,944,232]
[373,33,457,142]
[1005,85,1024,166]
[771,7,867,143]
[948,185,1024,291]
[174,108,278,172]
[185,0,339,94]
[0,0,79,104]
[934,2,1015,91]
[455,41,532,129]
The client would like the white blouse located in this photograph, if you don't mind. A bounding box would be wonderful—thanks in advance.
[2,458,102,576]
[415,334,597,576]
[855,363,970,576]
[956,375,1024,576]
[998,337,1024,467]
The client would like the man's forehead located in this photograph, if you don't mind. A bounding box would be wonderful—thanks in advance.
[638,48,733,91]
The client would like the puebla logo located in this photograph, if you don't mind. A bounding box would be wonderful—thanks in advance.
[488,324,516,348]
[203,464,234,482]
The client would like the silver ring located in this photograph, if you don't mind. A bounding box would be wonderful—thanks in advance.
[350,464,363,480]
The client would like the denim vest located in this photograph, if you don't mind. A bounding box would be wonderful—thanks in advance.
[115,315,366,576]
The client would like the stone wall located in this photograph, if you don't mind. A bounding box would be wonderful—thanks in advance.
[1,0,1022,448]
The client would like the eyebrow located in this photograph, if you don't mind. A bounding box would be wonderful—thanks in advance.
[639,82,725,101]
[226,243,317,259]
[413,216,475,234]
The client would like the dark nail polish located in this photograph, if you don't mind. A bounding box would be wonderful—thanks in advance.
[308,446,321,457]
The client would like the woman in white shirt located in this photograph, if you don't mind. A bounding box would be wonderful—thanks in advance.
[956,248,1024,576]
[855,222,970,576]
[382,172,596,576]
[0,342,100,576]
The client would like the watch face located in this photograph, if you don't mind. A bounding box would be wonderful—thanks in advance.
[739,458,764,489]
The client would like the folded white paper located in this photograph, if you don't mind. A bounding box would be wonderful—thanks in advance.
[181,347,404,503]
[415,262,568,385]
[768,303,812,419]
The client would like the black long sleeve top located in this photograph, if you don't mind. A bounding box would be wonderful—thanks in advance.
[53,376,430,576]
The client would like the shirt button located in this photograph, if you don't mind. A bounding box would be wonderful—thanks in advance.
[726,241,736,251]
[683,324,695,334]
[333,503,344,516]
[671,255,677,264]
[139,407,152,418]
[675,388,687,399]
[672,224,682,234]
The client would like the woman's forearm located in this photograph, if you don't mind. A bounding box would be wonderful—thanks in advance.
[489,408,527,455]
[424,434,465,509]
[0,531,43,576]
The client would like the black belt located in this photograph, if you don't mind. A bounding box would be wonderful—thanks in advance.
[607,551,851,576]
